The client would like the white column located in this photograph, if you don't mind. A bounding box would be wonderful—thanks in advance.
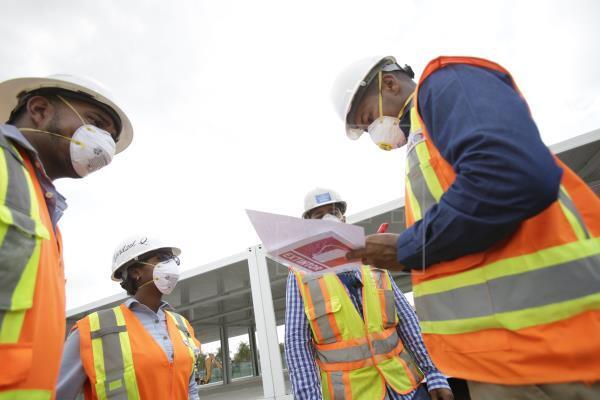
[247,245,286,400]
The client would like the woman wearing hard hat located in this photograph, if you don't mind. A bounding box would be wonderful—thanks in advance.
[57,236,201,400]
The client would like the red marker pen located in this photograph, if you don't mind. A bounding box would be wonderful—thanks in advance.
[377,223,389,233]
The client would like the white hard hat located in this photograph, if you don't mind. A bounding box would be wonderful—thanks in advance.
[331,56,413,140]
[303,187,347,219]
[111,235,181,281]
[0,74,133,154]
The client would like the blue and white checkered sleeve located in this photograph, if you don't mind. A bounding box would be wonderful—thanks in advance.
[389,273,450,391]
[284,271,323,400]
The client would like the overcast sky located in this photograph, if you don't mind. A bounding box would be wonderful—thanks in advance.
[1,0,598,309]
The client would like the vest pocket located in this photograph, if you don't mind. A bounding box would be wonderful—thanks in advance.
[0,343,33,386]
[0,206,48,317]
[307,296,342,343]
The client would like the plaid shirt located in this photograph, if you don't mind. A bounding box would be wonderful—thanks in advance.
[284,269,450,400]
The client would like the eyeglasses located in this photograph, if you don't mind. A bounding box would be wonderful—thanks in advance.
[137,252,180,267]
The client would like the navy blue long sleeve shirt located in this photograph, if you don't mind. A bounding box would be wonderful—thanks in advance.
[397,64,563,269]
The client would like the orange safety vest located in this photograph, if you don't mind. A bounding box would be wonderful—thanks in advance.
[0,134,64,400]
[293,266,424,399]
[405,56,600,384]
[77,303,199,400]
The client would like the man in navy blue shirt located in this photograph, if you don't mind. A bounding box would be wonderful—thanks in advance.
[330,56,600,399]
[332,56,561,271]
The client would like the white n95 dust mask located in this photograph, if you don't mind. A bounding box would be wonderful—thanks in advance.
[150,258,180,295]
[322,213,343,222]
[69,124,115,177]
[368,70,413,151]
[368,116,407,151]
[19,95,116,177]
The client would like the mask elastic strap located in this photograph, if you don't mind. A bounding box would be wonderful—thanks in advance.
[137,278,156,290]
[18,95,89,147]
[137,261,156,267]
[397,92,414,119]
[133,259,158,290]
[378,71,414,121]
[18,127,84,147]
[57,95,88,127]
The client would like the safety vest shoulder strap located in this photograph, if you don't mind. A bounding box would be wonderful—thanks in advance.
[165,310,190,336]
[86,305,141,400]
[0,133,49,239]
[364,266,391,289]
[0,133,50,344]
[165,310,200,361]
[419,56,515,88]
[361,266,398,329]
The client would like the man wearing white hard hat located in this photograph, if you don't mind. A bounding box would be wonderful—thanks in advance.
[57,236,201,399]
[284,188,452,400]
[333,56,600,399]
[0,74,133,398]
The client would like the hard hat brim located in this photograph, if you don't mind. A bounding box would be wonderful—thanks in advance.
[346,126,365,140]
[0,77,133,154]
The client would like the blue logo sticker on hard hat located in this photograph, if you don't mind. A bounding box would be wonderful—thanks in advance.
[315,193,332,204]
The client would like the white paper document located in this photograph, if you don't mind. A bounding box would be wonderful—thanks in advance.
[246,209,365,274]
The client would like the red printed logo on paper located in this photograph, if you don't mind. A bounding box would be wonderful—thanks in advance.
[279,237,352,272]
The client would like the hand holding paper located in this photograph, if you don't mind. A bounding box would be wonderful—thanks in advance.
[346,233,407,271]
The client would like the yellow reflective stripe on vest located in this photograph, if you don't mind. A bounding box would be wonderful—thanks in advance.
[368,269,397,327]
[89,306,140,400]
[405,173,423,222]
[405,107,445,222]
[415,238,600,334]
[558,186,590,240]
[166,311,198,364]
[406,142,444,217]
[0,389,52,400]
[415,142,445,201]
[0,140,48,343]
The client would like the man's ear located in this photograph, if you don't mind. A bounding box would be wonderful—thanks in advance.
[382,73,401,95]
[341,215,347,223]
[26,96,56,127]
